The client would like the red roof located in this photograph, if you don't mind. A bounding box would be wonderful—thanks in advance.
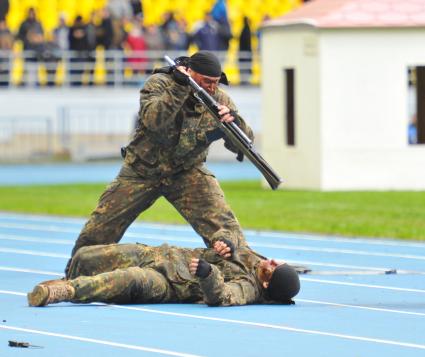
[265,0,425,28]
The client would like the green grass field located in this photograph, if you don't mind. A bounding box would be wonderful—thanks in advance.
[0,181,424,240]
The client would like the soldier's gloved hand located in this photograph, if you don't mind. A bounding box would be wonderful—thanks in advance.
[213,239,235,258]
[189,258,211,278]
[171,67,190,86]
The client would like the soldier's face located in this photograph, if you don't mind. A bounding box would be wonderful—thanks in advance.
[189,70,220,95]
[257,259,280,288]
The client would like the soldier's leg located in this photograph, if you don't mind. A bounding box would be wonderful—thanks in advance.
[163,166,247,248]
[70,267,175,304]
[67,243,156,279]
[68,165,160,262]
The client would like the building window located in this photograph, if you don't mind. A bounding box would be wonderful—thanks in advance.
[408,66,425,145]
[284,68,295,146]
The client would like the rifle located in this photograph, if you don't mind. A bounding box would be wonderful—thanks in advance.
[164,55,283,190]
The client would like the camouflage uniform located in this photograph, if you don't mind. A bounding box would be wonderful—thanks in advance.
[67,72,253,270]
[66,243,269,306]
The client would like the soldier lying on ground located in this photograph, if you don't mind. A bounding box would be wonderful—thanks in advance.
[65,50,255,276]
[28,241,300,307]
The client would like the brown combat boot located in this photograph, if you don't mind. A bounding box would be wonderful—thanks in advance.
[27,280,75,307]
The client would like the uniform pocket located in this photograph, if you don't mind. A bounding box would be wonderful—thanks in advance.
[128,131,159,167]
[175,261,193,281]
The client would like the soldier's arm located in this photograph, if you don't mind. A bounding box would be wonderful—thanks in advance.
[217,92,254,153]
[138,74,191,132]
[199,265,259,306]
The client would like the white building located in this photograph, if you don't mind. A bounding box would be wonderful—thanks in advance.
[261,0,425,190]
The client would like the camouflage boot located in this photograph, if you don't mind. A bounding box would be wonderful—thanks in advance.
[27,280,75,307]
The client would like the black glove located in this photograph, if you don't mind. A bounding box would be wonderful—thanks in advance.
[205,128,225,143]
[229,110,241,126]
[195,259,212,278]
[218,238,235,255]
[171,68,190,86]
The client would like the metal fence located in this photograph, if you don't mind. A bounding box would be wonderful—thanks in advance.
[0,49,257,88]
[0,116,53,161]
[58,105,136,161]
[0,49,258,162]
[0,105,136,162]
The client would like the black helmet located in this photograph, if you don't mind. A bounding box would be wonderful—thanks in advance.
[267,263,300,303]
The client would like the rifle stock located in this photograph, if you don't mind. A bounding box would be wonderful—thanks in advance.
[164,55,283,190]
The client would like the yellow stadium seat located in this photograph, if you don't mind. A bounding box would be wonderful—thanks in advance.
[55,60,66,85]
[94,47,106,85]
[38,63,47,85]
[5,0,302,86]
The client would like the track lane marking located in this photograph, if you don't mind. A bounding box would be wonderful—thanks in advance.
[0,266,62,276]
[0,247,68,258]
[301,277,425,293]
[1,292,424,351]
[296,298,425,316]
[2,288,424,317]
[3,234,423,273]
[1,252,425,293]
[0,325,203,357]
[1,212,424,248]
[0,226,424,260]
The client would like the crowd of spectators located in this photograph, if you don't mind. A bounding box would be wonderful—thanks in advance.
[0,0,256,87]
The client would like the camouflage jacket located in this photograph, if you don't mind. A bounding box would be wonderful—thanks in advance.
[143,243,269,306]
[124,73,254,178]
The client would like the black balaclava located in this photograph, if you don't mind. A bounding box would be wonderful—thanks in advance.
[267,263,300,303]
[188,51,229,85]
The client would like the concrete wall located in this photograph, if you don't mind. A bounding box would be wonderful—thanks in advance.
[262,24,425,191]
[262,25,321,189]
[0,86,262,162]
[320,28,425,190]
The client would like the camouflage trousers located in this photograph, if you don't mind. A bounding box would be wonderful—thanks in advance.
[65,163,246,275]
[67,244,195,304]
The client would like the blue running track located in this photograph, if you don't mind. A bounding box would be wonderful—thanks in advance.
[0,212,424,356]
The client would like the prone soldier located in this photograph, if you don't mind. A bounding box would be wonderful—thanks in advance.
[28,242,300,307]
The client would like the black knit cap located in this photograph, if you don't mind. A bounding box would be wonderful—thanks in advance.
[189,51,222,77]
[188,51,229,85]
[267,263,300,303]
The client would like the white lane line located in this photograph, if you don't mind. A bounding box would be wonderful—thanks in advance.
[0,233,73,245]
[1,224,424,261]
[0,248,69,258]
[1,291,424,351]
[105,305,425,350]
[1,249,425,294]
[3,287,424,317]
[2,233,422,273]
[301,277,425,293]
[0,233,388,273]
[0,266,62,276]
[0,222,79,233]
[0,213,193,232]
[248,230,425,248]
[296,298,425,317]
[2,289,425,319]
[2,234,419,273]
[0,325,203,357]
[0,232,197,245]
[288,260,392,272]
[248,242,425,260]
[1,212,424,248]
[0,290,26,296]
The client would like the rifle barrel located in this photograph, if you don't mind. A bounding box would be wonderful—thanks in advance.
[164,55,283,189]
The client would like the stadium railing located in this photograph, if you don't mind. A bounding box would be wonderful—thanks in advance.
[0,49,258,88]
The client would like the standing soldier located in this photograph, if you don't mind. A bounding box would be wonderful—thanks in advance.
[29,242,300,307]
[65,51,254,275]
